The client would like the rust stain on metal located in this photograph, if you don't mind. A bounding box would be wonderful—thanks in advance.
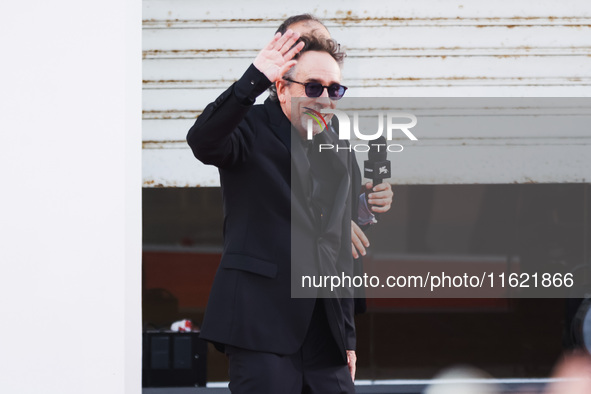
[142,140,186,149]
[143,46,591,60]
[335,10,354,17]
[143,180,210,188]
[143,116,196,120]
[354,75,591,88]
[143,110,198,114]
[140,76,591,92]
[331,16,591,28]
[143,17,267,24]
[142,79,232,85]
[143,180,169,188]
[362,76,590,82]
[142,109,202,120]
[514,179,538,184]
[143,16,591,28]
[142,79,195,84]
[145,48,247,56]
[366,76,494,82]
[143,139,186,144]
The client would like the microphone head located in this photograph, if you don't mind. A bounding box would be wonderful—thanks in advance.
[364,136,391,182]
[368,136,387,162]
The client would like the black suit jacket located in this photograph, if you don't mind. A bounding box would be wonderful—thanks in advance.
[330,117,367,314]
[187,65,356,360]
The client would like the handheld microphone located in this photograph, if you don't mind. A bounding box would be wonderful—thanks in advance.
[363,136,391,187]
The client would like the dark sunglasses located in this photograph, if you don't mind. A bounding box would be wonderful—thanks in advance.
[283,77,348,100]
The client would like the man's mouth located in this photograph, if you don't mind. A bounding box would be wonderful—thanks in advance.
[303,107,328,130]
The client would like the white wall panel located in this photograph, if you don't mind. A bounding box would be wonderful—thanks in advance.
[142,0,591,187]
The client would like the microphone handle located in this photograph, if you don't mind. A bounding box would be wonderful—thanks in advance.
[365,177,383,222]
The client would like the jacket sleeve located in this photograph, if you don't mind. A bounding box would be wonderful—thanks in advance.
[186,64,272,168]
[341,297,357,350]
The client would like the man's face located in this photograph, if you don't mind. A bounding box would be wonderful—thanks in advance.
[277,50,341,139]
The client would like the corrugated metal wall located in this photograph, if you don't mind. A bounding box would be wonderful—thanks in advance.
[142,0,591,187]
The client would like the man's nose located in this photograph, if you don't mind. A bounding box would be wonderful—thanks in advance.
[316,89,331,106]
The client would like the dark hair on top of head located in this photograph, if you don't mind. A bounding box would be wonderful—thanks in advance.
[268,34,346,101]
[290,34,344,64]
[275,14,325,35]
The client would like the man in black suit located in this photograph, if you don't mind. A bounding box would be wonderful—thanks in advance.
[187,31,357,393]
[276,14,394,264]
[278,15,394,316]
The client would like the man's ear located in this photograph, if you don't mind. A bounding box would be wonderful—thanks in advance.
[276,80,287,104]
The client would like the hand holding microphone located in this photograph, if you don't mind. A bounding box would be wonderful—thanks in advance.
[363,136,393,214]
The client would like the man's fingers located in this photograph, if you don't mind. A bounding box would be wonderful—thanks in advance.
[352,236,366,257]
[371,182,390,192]
[278,60,297,78]
[368,182,393,210]
[353,223,369,247]
[280,33,302,56]
[264,32,282,50]
[283,41,305,61]
[347,350,357,381]
[371,204,391,213]
[274,30,298,54]
[368,193,388,201]
[351,243,359,259]
[368,197,389,206]
[368,188,393,200]
[368,182,393,199]
[368,189,393,198]
[271,30,292,50]
[351,221,368,257]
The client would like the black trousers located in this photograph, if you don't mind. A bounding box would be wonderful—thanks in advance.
[225,299,355,394]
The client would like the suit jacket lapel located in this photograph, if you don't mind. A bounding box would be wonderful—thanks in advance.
[265,98,291,152]
[291,128,315,220]
[265,98,351,227]
[318,125,349,176]
[319,129,351,238]
[264,98,315,220]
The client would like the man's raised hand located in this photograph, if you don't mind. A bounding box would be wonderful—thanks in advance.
[253,30,305,83]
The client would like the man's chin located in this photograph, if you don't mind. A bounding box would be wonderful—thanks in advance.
[303,124,327,139]
[312,126,326,136]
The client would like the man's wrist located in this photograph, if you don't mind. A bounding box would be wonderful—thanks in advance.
[357,193,377,226]
[233,64,272,105]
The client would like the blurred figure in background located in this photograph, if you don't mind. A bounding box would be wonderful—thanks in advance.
[544,352,591,394]
[424,352,591,394]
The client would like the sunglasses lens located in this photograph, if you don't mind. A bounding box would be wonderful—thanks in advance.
[328,84,346,100]
[304,83,324,98]
[303,82,348,100]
